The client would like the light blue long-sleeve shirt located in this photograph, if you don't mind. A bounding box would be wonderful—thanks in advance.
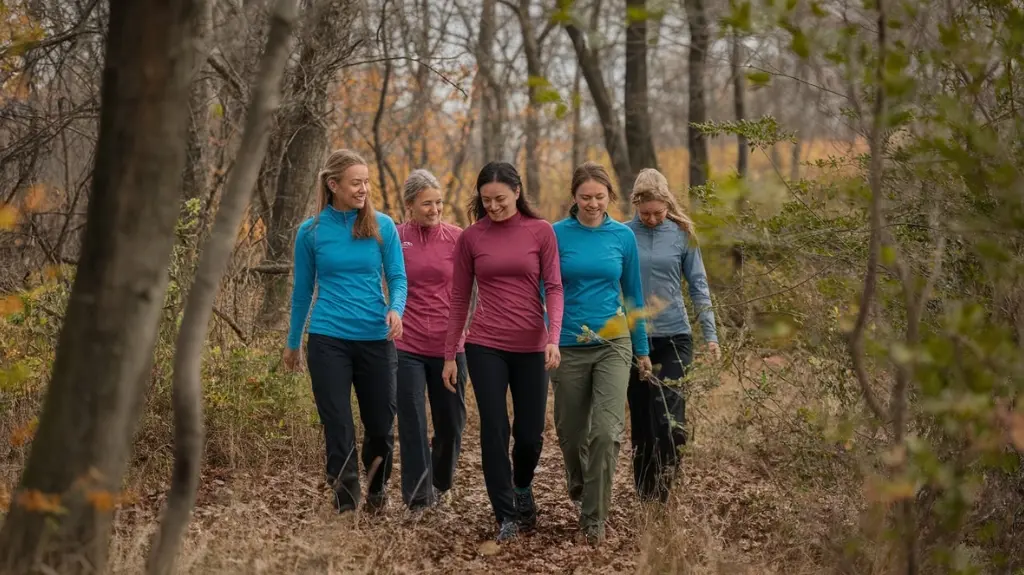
[553,214,650,356]
[287,206,408,349]
[626,214,718,343]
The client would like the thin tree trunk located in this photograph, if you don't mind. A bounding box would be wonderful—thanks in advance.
[145,2,297,573]
[732,31,748,179]
[564,19,634,206]
[571,63,584,167]
[517,0,543,204]
[478,0,502,161]
[372,0,394,215]
[0,0,199,571]
[684,0,709,206]
[624,0,659,172]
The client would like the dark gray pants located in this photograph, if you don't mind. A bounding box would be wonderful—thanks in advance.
[306,333,397,509]
[396,350,467,508]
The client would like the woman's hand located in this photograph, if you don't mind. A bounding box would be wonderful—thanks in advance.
[442,360,458,393]
[636,355,653,380]
[706,341,721,361]
[544,344,561,370]
[386,310,403,341]
[283,347,300,372]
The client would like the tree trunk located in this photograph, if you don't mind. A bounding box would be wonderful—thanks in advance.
[571,63,584,168]
[477,0,503,161]
[0,0,199,571]
[684,0,709,206]
[732,31,748,179]
[624,0,659,172]
[517,0,543,205]
[145,2,297,573]
[564,21,634,207]
[257,0,350,329]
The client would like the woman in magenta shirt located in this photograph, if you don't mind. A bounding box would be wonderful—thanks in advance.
[442,161,564,543]
[395,169,467,511]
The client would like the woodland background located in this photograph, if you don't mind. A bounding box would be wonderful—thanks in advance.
[0,0,1022,573]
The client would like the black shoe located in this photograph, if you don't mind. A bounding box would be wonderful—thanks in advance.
[364,491,387,514]
[496,519,519,543]
[514,486,537,530]
[582,522,605,546]
[328,474,359,513]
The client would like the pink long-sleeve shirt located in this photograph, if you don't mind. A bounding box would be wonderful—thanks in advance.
[443,212,564,360]
[395,221,466,358]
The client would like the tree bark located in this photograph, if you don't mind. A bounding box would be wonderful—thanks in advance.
[624,0,659,172]
[564,18,634,206]
[683,0,709,205]
[0,0,199,571]
[516,0,543,204]
[571,62,584,168]
[145,2,297,574]
[732,31,748,179]
[477,0,503,161]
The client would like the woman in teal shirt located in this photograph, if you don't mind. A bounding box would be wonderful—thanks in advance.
[551,161,652,545]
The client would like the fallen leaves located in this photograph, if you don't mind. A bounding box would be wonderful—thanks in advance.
[0,205,16,230]
[0,295,24,316]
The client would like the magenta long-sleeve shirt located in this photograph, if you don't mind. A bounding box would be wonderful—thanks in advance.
[395,221,466,358]
[443,212,564,360]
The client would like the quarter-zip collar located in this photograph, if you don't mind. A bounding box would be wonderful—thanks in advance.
[325,204,359,226]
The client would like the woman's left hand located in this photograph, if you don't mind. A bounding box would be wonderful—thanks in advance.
[706,341,721,361]
[386,310,403,341]
[544,344,561,370]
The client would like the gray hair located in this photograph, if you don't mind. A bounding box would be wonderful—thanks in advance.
[402,169,442,205]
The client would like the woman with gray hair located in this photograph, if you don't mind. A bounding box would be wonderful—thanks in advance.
[394,168,468,511]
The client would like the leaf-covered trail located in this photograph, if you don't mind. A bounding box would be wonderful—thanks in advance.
[112,364,822,574]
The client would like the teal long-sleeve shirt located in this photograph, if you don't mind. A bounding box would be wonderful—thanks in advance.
[552,214,650,356]
[287,206,408,349]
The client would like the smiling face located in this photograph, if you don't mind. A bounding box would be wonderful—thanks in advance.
[479,182,519,222]
[328,164,371,210]
[573,180,610,225]
[637,199,669,228]
[408,187,443,226]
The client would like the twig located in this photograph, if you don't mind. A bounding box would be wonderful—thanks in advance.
[212,307,248,344]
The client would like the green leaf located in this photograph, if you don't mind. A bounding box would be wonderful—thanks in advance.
[746,70,772,87]
[881,245,896,266]
[790,28,810,59]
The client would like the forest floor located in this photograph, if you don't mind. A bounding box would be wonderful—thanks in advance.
[103,354,857,575]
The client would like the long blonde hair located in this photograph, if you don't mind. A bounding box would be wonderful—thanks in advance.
[630,167,697,239]
[315,149,380,241]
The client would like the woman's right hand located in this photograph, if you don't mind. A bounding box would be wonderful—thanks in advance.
[442,360,458,393]
[283,347,300,371]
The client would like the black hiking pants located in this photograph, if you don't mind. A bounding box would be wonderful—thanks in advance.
[465,343,548,524]
[627,333,692,502]
[396,350,468,508]
[306,333,397,509]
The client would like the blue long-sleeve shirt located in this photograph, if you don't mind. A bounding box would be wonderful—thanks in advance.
[626,214,718,343]
[553,214,650,356]
[287,206,408,349]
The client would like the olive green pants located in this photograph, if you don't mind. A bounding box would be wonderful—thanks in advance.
[551,337,631,530]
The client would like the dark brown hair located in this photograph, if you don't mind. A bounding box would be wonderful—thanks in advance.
[569,161,617,218]
[467,161,542,222]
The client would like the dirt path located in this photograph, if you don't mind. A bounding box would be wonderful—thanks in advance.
[111,384,685,574]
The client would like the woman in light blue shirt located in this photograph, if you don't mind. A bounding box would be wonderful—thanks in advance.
[551,161,652,545]
[625,167,720,504]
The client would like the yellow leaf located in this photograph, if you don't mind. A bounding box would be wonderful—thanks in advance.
[597,316,629,339]
[0,205,17,230]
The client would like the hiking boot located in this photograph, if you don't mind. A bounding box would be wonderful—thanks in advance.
[582,522,605,546]
[496,519,519,543]
[514,485,537,530]
[327,475,359,513]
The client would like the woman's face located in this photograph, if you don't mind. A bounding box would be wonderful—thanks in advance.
[480,182,519,222]
[408,187,443,227]
[328,164,371,210]
[637,200,669,228]
[573,180,610,223]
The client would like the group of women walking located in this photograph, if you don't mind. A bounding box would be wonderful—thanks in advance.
[283,149,720,545]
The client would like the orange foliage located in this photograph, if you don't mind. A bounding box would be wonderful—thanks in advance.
[9,416,37,447]
[327,67,864,225]
[0,294,24,316]
[16,489,64,513]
